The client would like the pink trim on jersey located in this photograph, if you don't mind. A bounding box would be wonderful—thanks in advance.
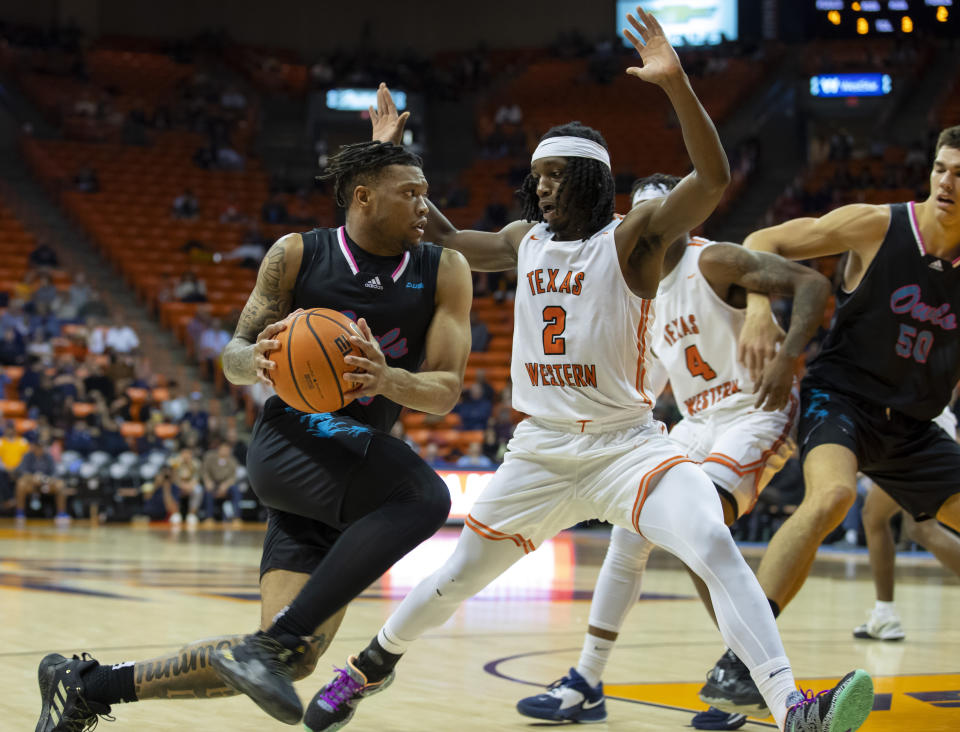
[391,251,411,282]
[908,202,928,258]
[336,226,360,275]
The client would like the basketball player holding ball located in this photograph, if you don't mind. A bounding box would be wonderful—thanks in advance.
[34,139,473,729]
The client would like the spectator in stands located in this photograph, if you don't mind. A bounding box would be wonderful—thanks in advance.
[456,441,495,470]
[389,422,420,452]
[78,290,109,320]
[0,327,26,365]
[96,411,127,456]
[454,382,493,431]
[472,369,497,401]
[30,273,58,311]
[219,196,248,224]
[56,271,91,321]
[0,464,12,514]
[198,318,230,378]
[28,242,60,269]
[422,441,453,470]
[217,241,266,269]
[14,440,69,524]
[162,383,190,423]
[141,464,179,521]
[63,420,96,456]
[105,316,140,354]
[260,193,289,224]
[181,392,210,439]
[72,166,100,193]
[469,311,490,352]
[26,329,53,360]
[174,270,208,303]
[83,357,115,401]
[216,145,245,171]
[201,440,242,525]
[481,425,504,464]
[220,86,248,112]
[171,189,199,219]
[168,446,202,527]
[0,421,30,475]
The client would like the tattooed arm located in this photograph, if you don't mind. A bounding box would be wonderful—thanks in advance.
[221,234,303,385]
[699,243,831,411]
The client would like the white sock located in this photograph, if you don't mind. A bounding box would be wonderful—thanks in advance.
[750,656,796,730]
[576,633,614,687]
[377,626,407,655]
[874,600,896,617]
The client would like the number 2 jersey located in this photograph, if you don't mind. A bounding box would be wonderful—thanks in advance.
[511,219,658,428]
[806,202,960,421]
[652,237,757,418]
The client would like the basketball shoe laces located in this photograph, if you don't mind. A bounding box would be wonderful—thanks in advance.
[318,666,364,711]
[787,686,832,728]
[61,653,116,732]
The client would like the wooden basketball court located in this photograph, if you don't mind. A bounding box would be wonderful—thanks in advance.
[2,520,958,730]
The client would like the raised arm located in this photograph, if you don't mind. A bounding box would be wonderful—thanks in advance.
[615,7,730,286]
[739,203,890,380]
[221,234,302,385]
[344,248,473,414]
[700,243,831,410]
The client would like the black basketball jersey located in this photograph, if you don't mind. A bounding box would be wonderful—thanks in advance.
[267,226,442,432]
[806,203,960,421]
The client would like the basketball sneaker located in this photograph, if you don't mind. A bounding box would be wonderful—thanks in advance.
[783,669,874,731]
[211,631,306,724]
[852,608,906,641]
[691,706,748,730]
[303,656,395,731]
[515,668,607,723]
[36,652,114,732]
[698,649,768,716]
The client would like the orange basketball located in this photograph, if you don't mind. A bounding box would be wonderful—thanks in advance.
[268,308,363,413]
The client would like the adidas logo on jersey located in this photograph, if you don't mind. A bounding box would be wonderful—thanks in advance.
[364,276,384,290]
[929,260,944,271]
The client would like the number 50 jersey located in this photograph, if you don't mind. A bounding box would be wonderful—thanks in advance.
[511,219,658,429]
[652,237,756,419]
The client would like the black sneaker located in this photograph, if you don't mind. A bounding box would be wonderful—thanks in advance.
[784,670,874,731]
[36,653,114,732]
[211,631,306,724]
[303,656,395,732]
[698,649,768,716]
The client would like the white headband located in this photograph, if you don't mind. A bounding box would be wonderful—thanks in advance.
[531,136,611,169]
[631,182,672,207]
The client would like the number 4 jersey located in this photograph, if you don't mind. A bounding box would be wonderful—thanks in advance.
[652,237,758,418]
[511,219,657,428]
[807,202,960,421]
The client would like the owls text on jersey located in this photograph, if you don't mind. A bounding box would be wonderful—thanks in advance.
[510,219,658,429]
[653,237,756,418]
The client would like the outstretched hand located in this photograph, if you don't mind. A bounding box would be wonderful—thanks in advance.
[370,82,410,146]
[622,6,684,86]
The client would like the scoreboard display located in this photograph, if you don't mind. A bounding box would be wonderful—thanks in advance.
[811,0,957,36]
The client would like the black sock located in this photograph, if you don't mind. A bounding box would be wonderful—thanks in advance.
[768,598,781,619]
[83,663,138,705]
[263,622,309,651]
[354,636,402,683]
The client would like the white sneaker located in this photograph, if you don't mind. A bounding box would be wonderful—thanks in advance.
[853,609,906,641]
[185,513,199,529]
[169,512,183,526]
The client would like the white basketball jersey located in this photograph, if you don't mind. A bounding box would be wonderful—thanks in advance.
[653,238,754,418]
[511,219,656,428]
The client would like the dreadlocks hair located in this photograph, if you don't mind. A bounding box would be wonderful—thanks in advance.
[318,141,423,209]
[518,122,616,238]
[630,173,682,202]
